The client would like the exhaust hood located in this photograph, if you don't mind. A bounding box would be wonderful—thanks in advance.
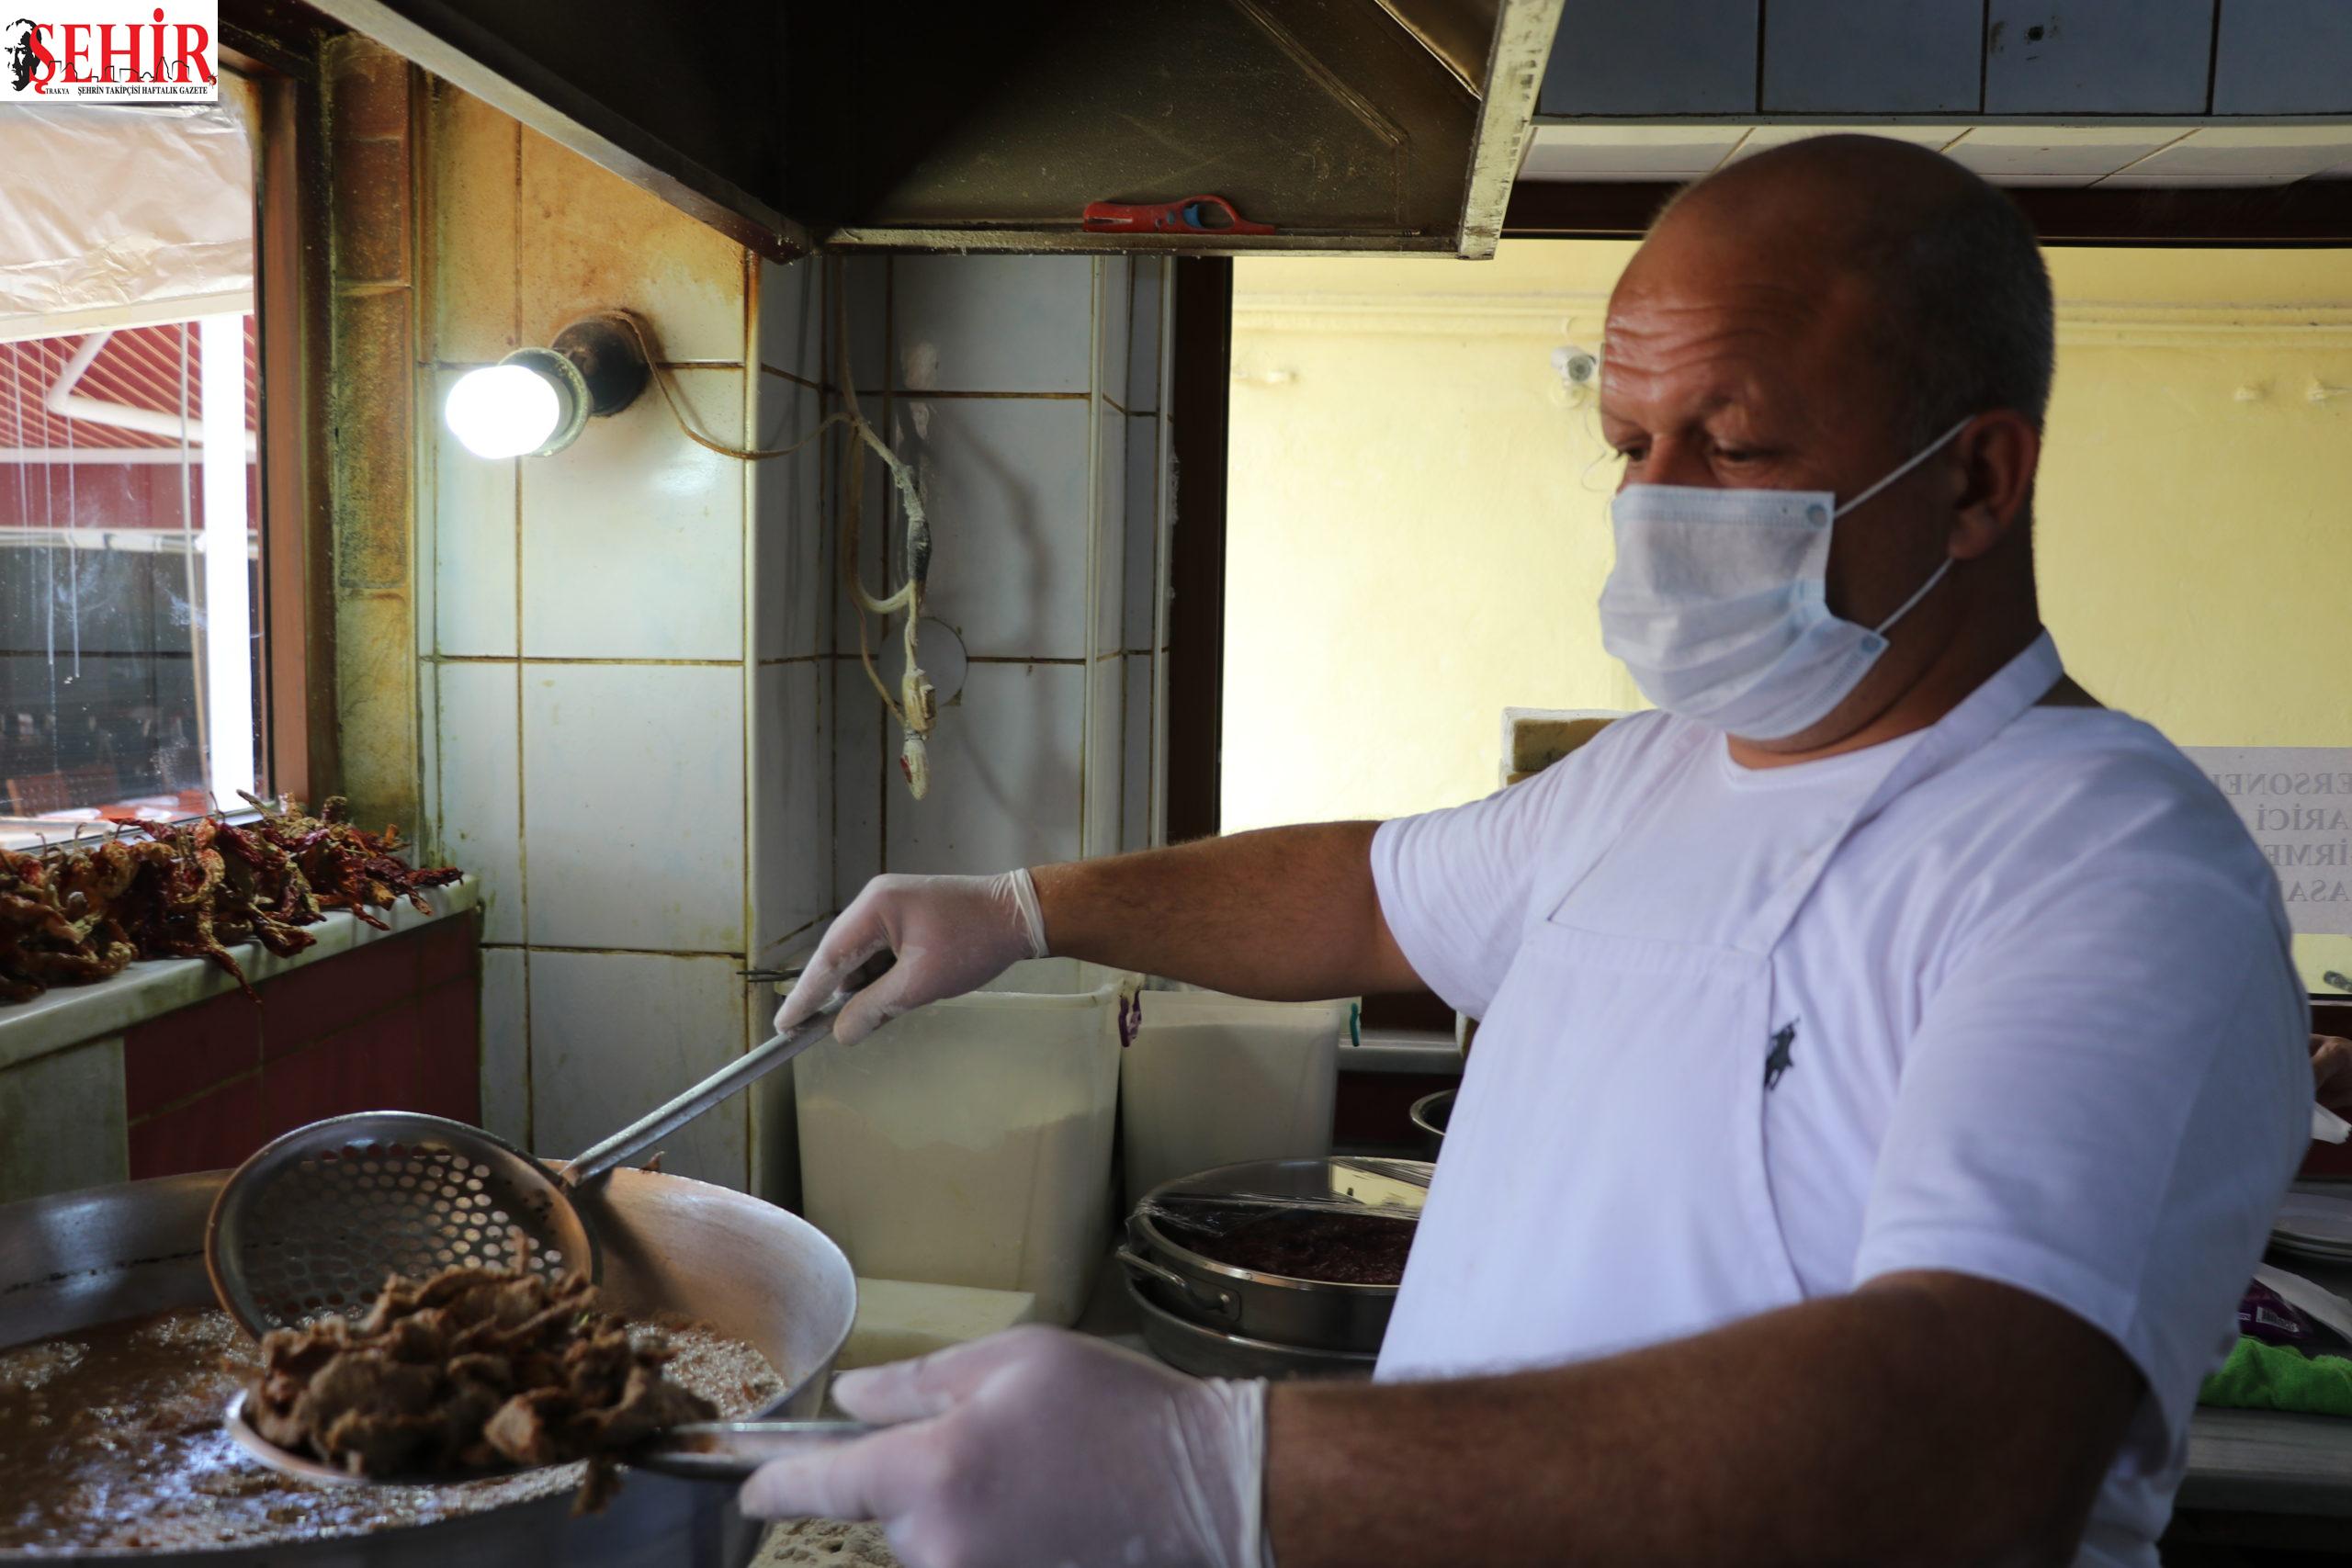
[301,0,1563,258]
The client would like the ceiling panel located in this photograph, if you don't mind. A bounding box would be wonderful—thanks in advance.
[2119,125,2352,179]
[1721,123,1960,164]
[1940,125,2188,177]
[1518,124,1749,181]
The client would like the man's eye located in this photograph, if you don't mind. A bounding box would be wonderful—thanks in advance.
[1716,446,1760,463]
[1612,446,1646,464]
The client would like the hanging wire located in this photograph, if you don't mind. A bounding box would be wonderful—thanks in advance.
[610,304,937,798]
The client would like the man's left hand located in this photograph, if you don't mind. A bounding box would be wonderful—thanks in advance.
[740,1325,1269,1568]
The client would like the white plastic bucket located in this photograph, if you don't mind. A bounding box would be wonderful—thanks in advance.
[794,958,1134,1325]
[1121,988,1352,1204]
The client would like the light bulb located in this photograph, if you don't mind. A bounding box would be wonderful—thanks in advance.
[445,362,569,459]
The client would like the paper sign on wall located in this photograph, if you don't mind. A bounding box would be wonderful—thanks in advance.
[2182,748,2352,937]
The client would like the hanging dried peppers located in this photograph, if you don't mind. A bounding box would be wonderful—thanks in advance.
[0,797,460,1004]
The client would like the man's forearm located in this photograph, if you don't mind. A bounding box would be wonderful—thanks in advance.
[1030,823,1421,1001]
[1266,1273,2137,1568]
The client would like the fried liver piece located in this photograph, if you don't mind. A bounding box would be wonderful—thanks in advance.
[244,1268,716,1511]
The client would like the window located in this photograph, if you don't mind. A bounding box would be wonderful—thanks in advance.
[0,101,260,841]
[1218,240,2352,992]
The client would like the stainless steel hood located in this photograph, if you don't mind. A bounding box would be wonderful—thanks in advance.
[304,0,1562,258]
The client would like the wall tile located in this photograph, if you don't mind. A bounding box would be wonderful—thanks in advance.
[515,127,747,362]
[1125,258,1165,415]
[1764,0,1984,114]
[832,656,885,899]
[757,255,823,384]
[436,660,525,945]
[1091,406,1126,659]
[426,88,519,364]
[129,1073,260,1182]
[416,656,441,855]
[752,371,827,661]
[433,367,519,657]
[1094,257,1131,414]
[1985,0,2213,115]
[416,977,481,1123]
[519,368,746,661]
[891,254,1095,394]
[1121,652,1153,853]
[1544,0,1758,116]
[1083,656,1121,858]
[831,405,894,657]
[527,950,748,1189]
[1123,414,1163,652]
[263,1010,425,1135]
[259,935,424,1062]
[838,257,889,396]
[893,398,1094,660]
[0,1037,126,1202]
[886,661,1085,875]
[752,660,830,961]
[748,1002,800,1211]
[521,663,747,953]
[124,991,259,1118]
[480,946,529,1148]
[2213,0,2352,113]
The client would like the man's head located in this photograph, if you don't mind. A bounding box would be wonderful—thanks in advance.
[1600,135,2053,753]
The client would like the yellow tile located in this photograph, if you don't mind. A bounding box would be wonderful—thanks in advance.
[425,85,520,365]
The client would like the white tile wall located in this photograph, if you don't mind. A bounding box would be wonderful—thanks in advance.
[892,254,1097,394]
[520,368,746,661]
[751,660,829,961]
[520,663,747,953]
[0,1036,125,1204]
[1123,414,1162,651]
[896,398,1096,660]
[435,660,525,945]
[1121,652,1153,852]
[1095,257,1131,415]
[479,946,528,1147]
[433,368,520,657]
[1091,404,1127,658]
[1083,655,1121,857]
[752,371,827,661]
[526,950,748,1187]
[1125,259,1166,415]
[838,257,890,396]
[831,654,885,897]
[886,661,1087,874]
[756,255,822,385]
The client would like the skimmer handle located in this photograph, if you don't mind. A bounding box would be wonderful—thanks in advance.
[562,954,890,1187]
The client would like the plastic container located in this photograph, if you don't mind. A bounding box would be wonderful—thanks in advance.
[1121,988,1352,1204]
[794,958,1134,1325]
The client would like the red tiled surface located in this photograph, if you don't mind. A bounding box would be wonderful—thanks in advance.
[419,914,480,990]
[123,988,261,1118]
[263,1010,424,1137]
[259,933,424,1060]
[128,1075,265,1179]
[413,977,481,1123]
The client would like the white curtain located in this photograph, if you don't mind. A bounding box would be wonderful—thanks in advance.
[0,102,254,340]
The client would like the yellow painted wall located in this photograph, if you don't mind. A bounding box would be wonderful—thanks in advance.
[1222,242,2352,985]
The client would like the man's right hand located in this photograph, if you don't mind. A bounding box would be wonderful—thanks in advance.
[774,871,1049,1046]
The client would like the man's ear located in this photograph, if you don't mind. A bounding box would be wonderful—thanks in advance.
[1949,411,2039,561]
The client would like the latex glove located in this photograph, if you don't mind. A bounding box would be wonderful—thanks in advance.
[740,1326,1270,1568]
[775,870,1048,1046]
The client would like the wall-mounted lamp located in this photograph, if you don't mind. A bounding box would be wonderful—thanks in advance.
[443,313,650,459]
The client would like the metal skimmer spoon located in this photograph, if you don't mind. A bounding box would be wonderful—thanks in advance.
[204,956,889,1337]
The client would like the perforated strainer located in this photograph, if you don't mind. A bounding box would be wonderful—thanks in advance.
[206,958,885,1337]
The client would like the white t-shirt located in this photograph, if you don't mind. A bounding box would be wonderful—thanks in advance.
[1371,703,2312,1566]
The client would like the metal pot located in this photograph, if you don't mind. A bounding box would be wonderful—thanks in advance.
[1124,1280,1375,1382]
[0,1168,857,1567]
[1118,1156,1429,1357]
[1408,1089,1453,1161]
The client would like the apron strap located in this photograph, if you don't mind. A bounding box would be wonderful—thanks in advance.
[1734,631,2064,953]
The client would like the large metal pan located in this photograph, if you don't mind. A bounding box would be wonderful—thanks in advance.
[0,1168,856,1567]
[1119,1156,1427,1356]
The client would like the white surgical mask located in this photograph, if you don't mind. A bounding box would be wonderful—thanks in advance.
[1598,418,1970,740]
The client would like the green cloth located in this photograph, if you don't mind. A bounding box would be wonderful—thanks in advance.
[2199,1336,2352,1417]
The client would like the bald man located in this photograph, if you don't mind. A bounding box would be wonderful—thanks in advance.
[748,137,2312,1567]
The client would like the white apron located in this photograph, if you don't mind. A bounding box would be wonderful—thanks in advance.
[1378,637,2065,1378]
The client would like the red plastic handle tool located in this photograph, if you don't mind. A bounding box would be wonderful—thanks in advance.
[1081,194,1275,235]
